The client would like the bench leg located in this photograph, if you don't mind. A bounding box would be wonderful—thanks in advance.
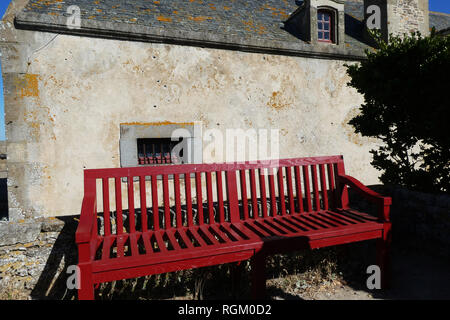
[376,222,392,289]
[251,253,266,299]
[78,263,94,300]
[230,262,242,299]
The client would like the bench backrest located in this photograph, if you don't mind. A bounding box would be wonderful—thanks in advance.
[83,155,347,236]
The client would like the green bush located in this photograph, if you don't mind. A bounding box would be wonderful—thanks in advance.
[345,29,450,194]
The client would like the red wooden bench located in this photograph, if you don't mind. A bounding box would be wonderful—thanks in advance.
[75,155,392,300]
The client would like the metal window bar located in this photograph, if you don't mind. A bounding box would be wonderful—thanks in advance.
[137,138,181,165]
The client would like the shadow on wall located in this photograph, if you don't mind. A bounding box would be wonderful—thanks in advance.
[0,178,7,221]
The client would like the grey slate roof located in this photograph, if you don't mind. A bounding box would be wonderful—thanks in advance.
[13,1,450,61]
[14,0,370,60]
[430,11,450,33]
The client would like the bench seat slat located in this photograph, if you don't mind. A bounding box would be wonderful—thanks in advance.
[189,228,210,248]
[278,215,310,232]
[221,222,254,242]
[269,216,303,234]
[317,211,350,226]
[301,213,332,229]
[92,211,384,273]
[242,220,275,238]
[261,218,291,235]
[208,224,232,244]
[141,232,153,255]
[254,219,288,237]
[154,231,168,253]
[323,210,357,225]
[198,225,222,246]
[217,223,245,242]
[166,230,182,251]
[177,228,195,249]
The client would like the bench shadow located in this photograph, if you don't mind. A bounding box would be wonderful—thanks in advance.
[330,185,450,300]
[30,216,79,300]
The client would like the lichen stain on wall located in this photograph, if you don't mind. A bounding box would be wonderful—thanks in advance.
[120,121,195,127]
[267,91,291,110]
[23,105,56,142]
[14,74,39,98]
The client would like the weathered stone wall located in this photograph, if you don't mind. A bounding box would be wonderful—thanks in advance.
[0,2,385,219]
[388,0,429,36]
[0,217,77,300]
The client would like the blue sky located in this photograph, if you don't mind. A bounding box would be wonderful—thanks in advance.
[0,0,449,141]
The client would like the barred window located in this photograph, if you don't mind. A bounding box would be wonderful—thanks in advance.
[137,138,183,165]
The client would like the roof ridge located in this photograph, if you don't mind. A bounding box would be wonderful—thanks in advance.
[429,11,450,17]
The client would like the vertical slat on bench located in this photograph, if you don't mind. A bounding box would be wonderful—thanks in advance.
[217,171,225,223]
[319,164,329,211]
[268,168,277,217]
[327,163,336,209]
[259,168,268,218]
[115,177,123,235]
[184,173,194,227]
[127,177,136,233]
[174,173,182,228]
[102,178,111,236]
[151,174,160,231]
[294,166,304,213]
[226,170,240,223]
[139,176,148,232]
[311,165,321,211]
[239,170,249,220]
[277,167,287,216]
[249,169,258,219]
[302,166,312,212]
[286,167,295,215]
[206,172,215,224]
[195,172,204,225]
[163,174,171,229]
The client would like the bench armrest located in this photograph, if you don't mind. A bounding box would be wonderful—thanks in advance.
[336,174,391,222]
[75,195,97,244]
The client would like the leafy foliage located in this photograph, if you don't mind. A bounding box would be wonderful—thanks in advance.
[345,29,450,193]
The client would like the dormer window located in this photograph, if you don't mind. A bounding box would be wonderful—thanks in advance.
[284,0,345,46]
[318,10,333,43]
